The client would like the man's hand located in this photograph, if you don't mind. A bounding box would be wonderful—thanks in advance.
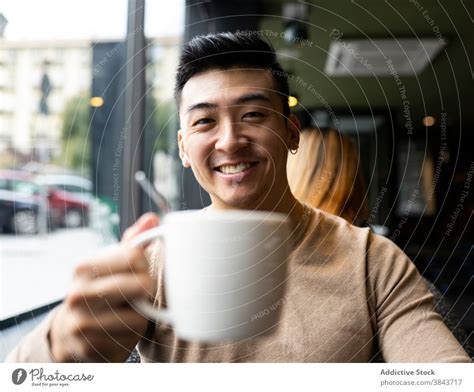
[49,213,159,362]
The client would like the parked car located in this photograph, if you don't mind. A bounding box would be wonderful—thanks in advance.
[47,187,89,228]
[35,174,93,202]
[0,191,39,235]
[0,171,40,234]
[35,174,92,227]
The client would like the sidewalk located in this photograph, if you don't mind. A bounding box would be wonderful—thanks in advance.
[0,228,109,320]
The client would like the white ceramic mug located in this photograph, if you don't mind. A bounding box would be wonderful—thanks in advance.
[131,209,290,343]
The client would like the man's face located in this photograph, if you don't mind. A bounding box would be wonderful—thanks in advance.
[178,68,299,209]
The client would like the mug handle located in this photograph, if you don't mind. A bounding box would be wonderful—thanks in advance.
[130,226,172,325]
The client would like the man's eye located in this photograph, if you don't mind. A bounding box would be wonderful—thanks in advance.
[193,118,213,126]
[243,112,264,119]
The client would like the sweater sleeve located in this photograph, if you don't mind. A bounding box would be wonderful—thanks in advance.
[366,233,470,363]
[4,305,61,363]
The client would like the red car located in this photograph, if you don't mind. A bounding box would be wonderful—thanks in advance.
[47,187,89,228]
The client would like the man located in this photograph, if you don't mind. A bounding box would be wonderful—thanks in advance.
[7,32,470,362]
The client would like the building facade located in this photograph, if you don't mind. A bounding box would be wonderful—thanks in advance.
[0,36,179,161]
[0,40,91,157]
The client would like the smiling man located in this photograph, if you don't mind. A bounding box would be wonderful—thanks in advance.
[178,69,301,213]
[6,32,470,363]
[176,43,301,219]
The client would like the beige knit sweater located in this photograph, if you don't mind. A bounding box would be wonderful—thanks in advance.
[6,207,470,362]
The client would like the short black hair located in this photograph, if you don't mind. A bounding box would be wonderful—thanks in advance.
[174,32,290,116]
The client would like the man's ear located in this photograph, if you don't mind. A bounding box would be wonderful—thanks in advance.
[177,129,191,168]
[287,114,301,150]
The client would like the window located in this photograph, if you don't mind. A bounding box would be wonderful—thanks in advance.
[1,0,185,361]
[11,180,39,195]
[0,0,131,360]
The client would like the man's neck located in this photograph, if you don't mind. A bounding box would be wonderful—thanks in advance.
[209,188,305,231]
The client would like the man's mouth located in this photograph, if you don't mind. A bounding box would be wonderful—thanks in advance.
[214,161,259,174]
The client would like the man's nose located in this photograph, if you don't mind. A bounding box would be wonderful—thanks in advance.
[214,120,249,154]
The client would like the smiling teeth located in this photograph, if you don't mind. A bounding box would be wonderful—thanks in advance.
[220,162,252,174]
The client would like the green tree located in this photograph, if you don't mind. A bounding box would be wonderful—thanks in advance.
[57,95,91,170]
[146,98,178,153]
[58,93,176,171]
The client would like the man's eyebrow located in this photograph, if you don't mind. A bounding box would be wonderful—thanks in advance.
[234,92,271,105]
[185,93,271,115]
[186,102,218,114]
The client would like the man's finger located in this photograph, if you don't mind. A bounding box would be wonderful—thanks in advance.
[74,308,150,335]
[67,272,152,309]
[73,243,150,279]
[122,213,160,243]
